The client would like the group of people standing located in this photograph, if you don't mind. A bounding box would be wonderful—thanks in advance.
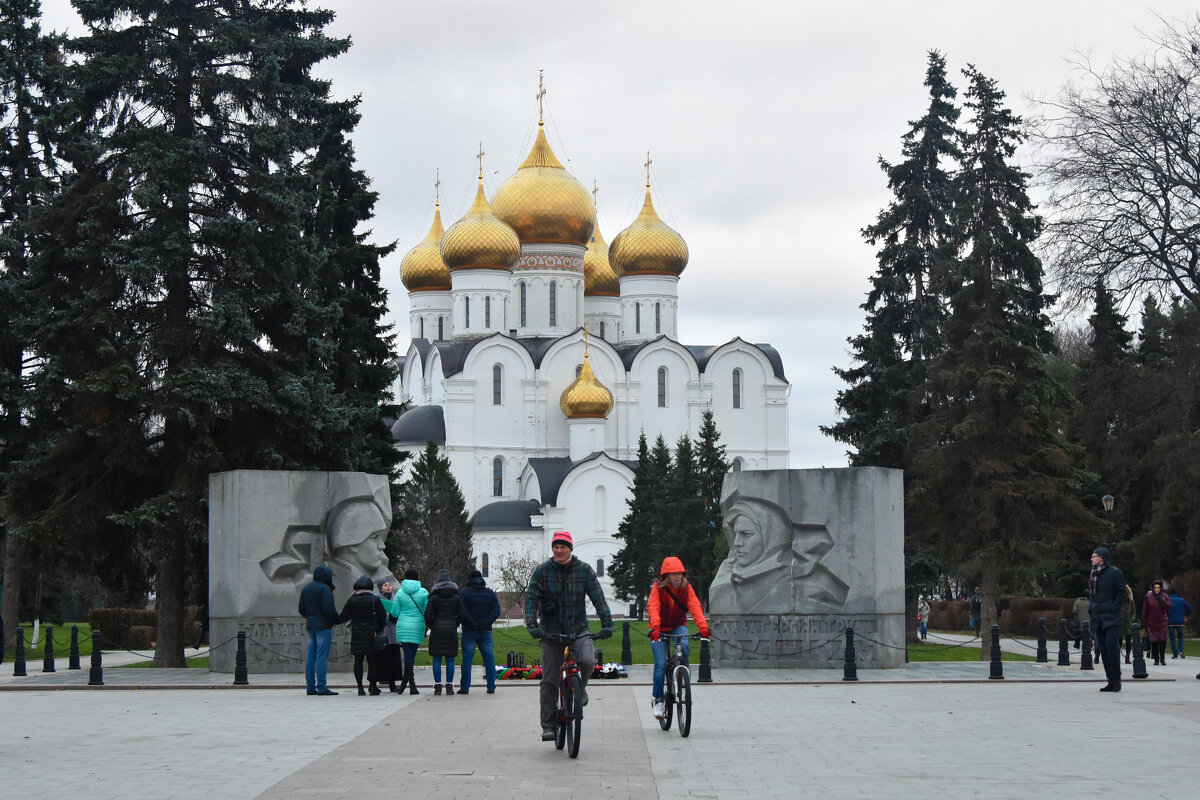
[298,565,501,697]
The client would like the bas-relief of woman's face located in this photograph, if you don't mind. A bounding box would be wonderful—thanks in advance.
[729,511,766,568]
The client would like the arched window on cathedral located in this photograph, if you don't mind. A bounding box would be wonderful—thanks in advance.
[419,317,424,338]
[657,366,667,407]
[655,302,661,334]
[596,558,605,577]
[438,316,444,340]
[492,457,503,496]
[599,321,606,340]
[481,552,489,578]
[549,281,558,327]
[731,458,743,473]
[635,303,641,334]
[492,364,503,405]
[485,296,491,328]
[732,368,743,409]
[520,282,528,327]
[465,297,471,328]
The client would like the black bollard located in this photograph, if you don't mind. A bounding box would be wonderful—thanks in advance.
[843,626,858,681]
[506,650,515,668]
[1080,621,1094,670]
[621,620,632,665]
[88,629,104,686]
[596,649,603,664]
[42,625,56,673]
[989,624,1004,679]
[1,614,4,665]
[698,637,713,683]
[233,630,249,685]
[1131,622,1148,679]
[1036,618,1048,663]
[14,626,27,677]
[69,625,81,670]
[1057,618,1071,666]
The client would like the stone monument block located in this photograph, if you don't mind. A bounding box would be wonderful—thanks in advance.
[709,467,904,668]
[208,470,394,673]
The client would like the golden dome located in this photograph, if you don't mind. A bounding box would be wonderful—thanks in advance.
[492,125,596,246]
[559,352,614,419]
[400,204,451,292]
[609,184,689,277]
[441,178,521,271]
[583,223,619,297]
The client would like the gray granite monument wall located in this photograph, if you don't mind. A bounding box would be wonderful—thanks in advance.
[208,470,395,673]
[709,467,905,668]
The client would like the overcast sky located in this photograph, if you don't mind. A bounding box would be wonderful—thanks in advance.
[37,1,1197,468]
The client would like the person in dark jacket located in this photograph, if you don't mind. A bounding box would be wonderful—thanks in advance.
[376,577,402,692]
[459,569,501,694]
[336,575,387,695]
[1141,579,1171,666]
[425,569,466,696]
[298,565,340,696]
[1167,589,1193,659]
[1088,547,1127,692]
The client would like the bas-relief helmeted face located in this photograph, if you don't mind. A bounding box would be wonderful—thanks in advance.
[729,510,767,568]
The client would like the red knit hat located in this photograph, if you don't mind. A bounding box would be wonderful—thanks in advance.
[551,531,574,550]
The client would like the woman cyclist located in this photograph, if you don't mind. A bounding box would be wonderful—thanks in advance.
[648,556,710,719]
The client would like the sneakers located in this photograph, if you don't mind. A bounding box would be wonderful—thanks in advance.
[652,698,665,718]
[541,726,556,741]
[434,684,442,696]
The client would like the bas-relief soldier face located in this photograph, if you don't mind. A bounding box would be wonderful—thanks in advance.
[730,512,767,568]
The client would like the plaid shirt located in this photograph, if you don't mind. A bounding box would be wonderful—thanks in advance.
[525,556,613,636]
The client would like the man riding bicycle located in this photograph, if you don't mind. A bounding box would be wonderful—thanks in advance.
[648,556,709,719]
[526,531,613,741]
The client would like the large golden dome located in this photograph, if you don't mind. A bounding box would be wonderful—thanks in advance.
[559,352,614,419]
[400,204,451,292]
[609,184,689,277]
[492,124,596,246]
[441,178,521,271]
[583,223,619,297]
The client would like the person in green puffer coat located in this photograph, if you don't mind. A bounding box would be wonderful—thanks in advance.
[394,569,429,694]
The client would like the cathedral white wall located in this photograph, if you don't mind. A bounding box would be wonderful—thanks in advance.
[584,296,621,344]
[619,274,679,342]
[623,342,702,451]
[449,268,512,338]
[408,290,452,342]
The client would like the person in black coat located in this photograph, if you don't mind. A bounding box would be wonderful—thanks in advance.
[1088,546,1127,693]
[459,569,502,694]
[336,574,387,695]
[425,569,471,695]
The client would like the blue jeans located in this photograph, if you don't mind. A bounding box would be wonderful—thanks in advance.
[432,656,455,683]
[919,621,928,639]
[650,625,690,700]
[1168,625,1185,656]
[461,630,496,692]
[305,628,333,692]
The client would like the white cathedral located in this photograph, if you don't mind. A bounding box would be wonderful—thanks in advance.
[391,109,790,611]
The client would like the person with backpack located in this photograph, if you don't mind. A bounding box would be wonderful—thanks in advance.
[647,556,710,720]
[394,568,428,694]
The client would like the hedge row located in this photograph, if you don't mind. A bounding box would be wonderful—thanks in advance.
[87,605,202,649]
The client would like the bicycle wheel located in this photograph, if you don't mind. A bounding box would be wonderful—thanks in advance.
[659,670,673,731]
[675,665,692,737]
[566,674,583,758]
[554,686,566,750]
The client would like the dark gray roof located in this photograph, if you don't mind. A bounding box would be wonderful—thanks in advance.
[470,499,542,531]
[617,336,787,382]
[526,457,574,506]
[390,404,446,445]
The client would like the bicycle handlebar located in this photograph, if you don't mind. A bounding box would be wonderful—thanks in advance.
[541,631,603,643]
[654,632,708,641]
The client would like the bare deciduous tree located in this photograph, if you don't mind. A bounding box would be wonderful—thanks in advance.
[491,548,540,621]
[1038,15,1200,312]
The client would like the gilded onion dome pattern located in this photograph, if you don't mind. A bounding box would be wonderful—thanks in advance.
[559,352,614,419]
[400,204,451,291]
[609,184,689,277]
[492,124,596,246]
[583,223,619,296]
[440,178,521,271]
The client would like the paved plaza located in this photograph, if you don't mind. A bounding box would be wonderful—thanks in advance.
[3,637,1197,800]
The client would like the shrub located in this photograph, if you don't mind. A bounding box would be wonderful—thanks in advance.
[123,626,155,650]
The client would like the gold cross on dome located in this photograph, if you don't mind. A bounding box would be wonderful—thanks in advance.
[476,142,485,179]
[537,69,546,124]
[434,168,440,205]
[592,179,599,204]
[644,151,653,187]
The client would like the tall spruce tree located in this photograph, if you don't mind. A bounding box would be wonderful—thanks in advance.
[824,50,960,469]
[610,433,668,618]
[692,409,729,602]
[389,442,472,587]
[0,0,63,651]
[908,67,1100,652]
[14,1,397,665]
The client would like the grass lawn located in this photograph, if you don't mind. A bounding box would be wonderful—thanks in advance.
[418,619,666,666]
[119,655,210,669]
[907,638,1037,662]
[5,622,95,659]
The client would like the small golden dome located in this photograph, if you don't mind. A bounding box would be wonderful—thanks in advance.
[441,178,521,271]
[609,184,689,277]
[400,204,452,292]
[559,352,614,419]
[492,125,596,246]
[583,223,619,297]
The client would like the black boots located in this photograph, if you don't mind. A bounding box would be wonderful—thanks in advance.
[1099,681,1122,692]
[444,683,455,695]
[434,684,442,695]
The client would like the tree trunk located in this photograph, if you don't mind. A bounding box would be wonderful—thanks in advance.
[979,564,1000,660]
[1,533,23,654]
[152,527,187,667]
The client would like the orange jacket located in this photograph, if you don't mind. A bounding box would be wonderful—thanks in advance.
[648,578,708,632]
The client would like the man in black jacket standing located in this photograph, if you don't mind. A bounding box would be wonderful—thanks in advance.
[459,569,502,694]
[1088,547,1127,692]
[298,565,340,696]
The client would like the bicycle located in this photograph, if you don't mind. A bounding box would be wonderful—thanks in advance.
[543,631,598,759]
[659,631,704,737]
